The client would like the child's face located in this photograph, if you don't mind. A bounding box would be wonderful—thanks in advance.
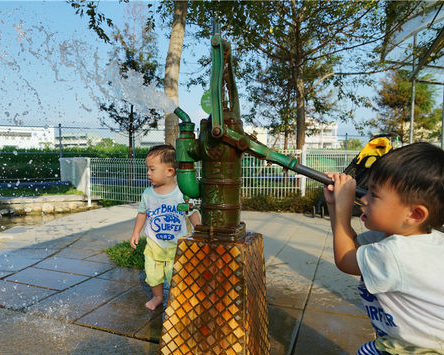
[360,182,413,235]
[146,154,174,187]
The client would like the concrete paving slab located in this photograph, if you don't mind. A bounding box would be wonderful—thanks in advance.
[135,313,164,342]
[307,243,364,316]
[0,206,377,355]
[1,247,57,259]
[0,254,40,272]
[56,247,100,260]
[34,256,114,277]
[75,284,162,338]
[24,235,79,250]
[29,277,134,321]
[266,226,329,308]
[0,308,159,355]
[98,267,145,286]
[84,251,115,264]
[268,305,302,355]
[5,267,89,290]
[292,309,375,355]
[0,279,57,310]
[0,270,13,278]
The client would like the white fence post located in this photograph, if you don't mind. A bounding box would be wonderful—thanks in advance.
[300,145,307,196]
[86,158,91,207]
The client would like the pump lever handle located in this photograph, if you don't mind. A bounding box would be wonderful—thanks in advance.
[293,164,367,198]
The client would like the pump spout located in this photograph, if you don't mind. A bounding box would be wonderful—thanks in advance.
[174,107,191,123]
[175,108,201,199]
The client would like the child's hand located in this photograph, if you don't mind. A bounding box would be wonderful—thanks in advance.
[130,234,139,250]
[323,172,336,205]
[330,173,356,213]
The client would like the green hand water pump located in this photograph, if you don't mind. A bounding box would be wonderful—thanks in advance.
[173,27,364,241]
[159,24,366,355]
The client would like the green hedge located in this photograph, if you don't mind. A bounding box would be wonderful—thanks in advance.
[241,188,324,214]
[0,146,151,182]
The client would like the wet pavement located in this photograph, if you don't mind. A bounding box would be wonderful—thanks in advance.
[0,205,375,355]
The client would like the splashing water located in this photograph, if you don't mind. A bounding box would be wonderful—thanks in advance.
[1,8,177,127]
[99,59,177,114]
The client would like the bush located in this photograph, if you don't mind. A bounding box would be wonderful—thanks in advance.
[0,146,151,182]
[241,188,324,214]
[105,237,147,269]
[0,183,83,197]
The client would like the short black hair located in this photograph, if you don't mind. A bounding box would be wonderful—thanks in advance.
[147,144,178,171]
[369,142,444,232]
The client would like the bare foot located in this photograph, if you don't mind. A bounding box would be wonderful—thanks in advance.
[145,296,163,310]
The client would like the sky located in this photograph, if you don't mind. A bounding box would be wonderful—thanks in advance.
[0,0,373,139]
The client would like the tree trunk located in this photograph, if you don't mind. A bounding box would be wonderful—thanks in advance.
[164,0,188,147]
[284,130,289,150]
[291,2,306,150]
[296,87,306,149]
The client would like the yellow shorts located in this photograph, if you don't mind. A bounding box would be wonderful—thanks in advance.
[144,238,177,287]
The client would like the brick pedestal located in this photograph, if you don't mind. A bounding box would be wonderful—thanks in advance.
[159,232,270,355]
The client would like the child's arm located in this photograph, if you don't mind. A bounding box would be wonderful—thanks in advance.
[188,210,201,227]
[324,173,361,275]
[130,212,146,249]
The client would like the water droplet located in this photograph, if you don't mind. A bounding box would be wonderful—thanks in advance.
[13,151,17,155]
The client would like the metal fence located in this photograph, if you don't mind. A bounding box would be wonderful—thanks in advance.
[89,149,360,203]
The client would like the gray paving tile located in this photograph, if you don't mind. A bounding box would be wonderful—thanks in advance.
[0,308,159,355]
[34,256,114,276]
[84,252,115,264]
[75,285,161,337]
[268,305,302,355]
[0,279,56,310]
[98,267,145,286]
[134,313,163,341]
[56,247,99,260]
[26,236,79,250]
[1,248,57,259]
[29,277,133,321]
[292,309,375,355]
[0,270,13,278]
[308,244,365,316]
[5,267,89,290]
[0,254,40,272]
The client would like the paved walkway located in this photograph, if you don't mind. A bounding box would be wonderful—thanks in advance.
[0,205,375,355]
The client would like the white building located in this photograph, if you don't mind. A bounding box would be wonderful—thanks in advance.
[136,128,165,147]
[305,120,340,149]
[0,126,55,149]
[55,132,103,148]
[114,124,165,148]
[269,120,340,149]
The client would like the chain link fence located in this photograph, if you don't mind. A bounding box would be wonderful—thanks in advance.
[83,149,360,203]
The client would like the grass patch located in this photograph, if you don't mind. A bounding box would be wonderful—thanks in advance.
[97,199,127,207]
[105,237,146,269]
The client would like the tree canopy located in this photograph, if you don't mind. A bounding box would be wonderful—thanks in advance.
[371,70,441,143]
[183,0,424,148]
[70,0,439,148]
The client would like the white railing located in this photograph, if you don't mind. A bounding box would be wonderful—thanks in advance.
[63,149,360,203]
